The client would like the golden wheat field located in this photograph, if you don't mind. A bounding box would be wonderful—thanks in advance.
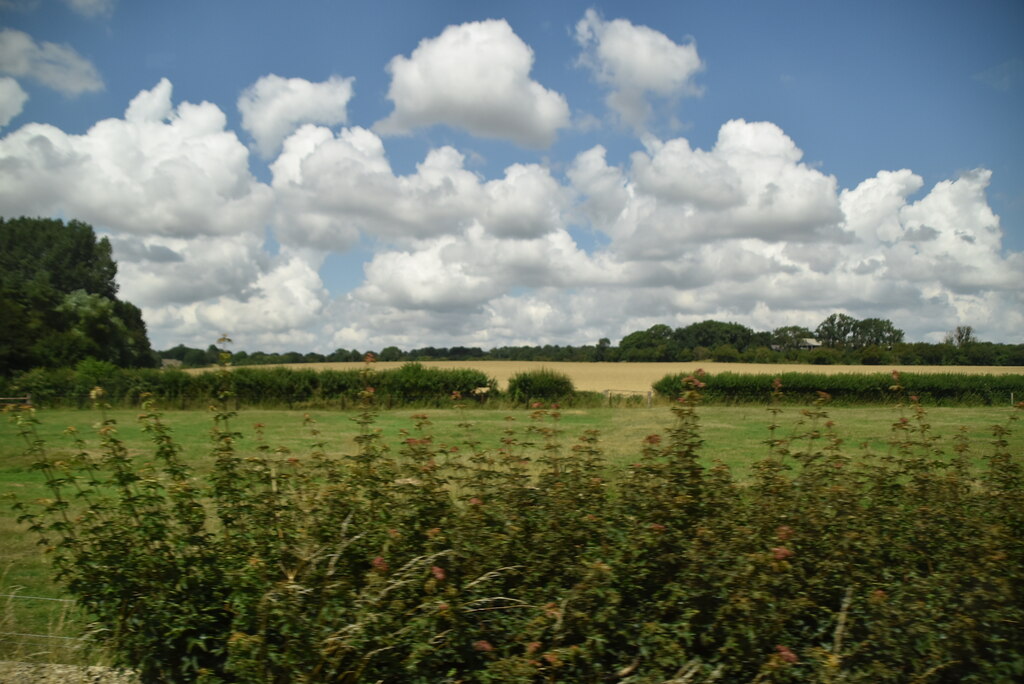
[221,361,1024,393]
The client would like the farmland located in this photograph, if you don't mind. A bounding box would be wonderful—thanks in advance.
[196,360,1024,393]
[4,376,1019,675]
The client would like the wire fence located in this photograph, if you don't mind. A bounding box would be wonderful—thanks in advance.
[0,594,73,603]
[1,593,84,643]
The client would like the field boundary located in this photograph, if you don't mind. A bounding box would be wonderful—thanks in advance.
[187,361,1024,393]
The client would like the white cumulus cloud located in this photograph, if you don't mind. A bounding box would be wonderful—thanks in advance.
[0,78,273,238]
[375,19,570,148]
[141,251,329,350]
[0,28,103,96]
[238,74,354,159]
[575,9,704,129]
[270,124,571,251]
[570,119,843,259]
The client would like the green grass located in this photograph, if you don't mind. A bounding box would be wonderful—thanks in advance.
[1,400,1021,664]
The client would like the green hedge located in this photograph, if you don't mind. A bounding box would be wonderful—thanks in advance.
[5,362,498,408]
[653,371,1024,405]
[506,368,575,404]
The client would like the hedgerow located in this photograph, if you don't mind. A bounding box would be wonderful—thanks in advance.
[4,362,497,409]
[653,370,1024,405]
[9,374,1024,682]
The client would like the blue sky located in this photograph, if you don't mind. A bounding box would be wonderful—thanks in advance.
[1,0,1022,350]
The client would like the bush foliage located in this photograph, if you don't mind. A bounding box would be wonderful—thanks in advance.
[10,379,1024,682]
[506,368,576,404]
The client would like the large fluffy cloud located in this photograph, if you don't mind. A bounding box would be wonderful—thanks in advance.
[353,224,610,314]
[141,250,329,349]
[270,124,570,250]
[0,78,273,237]
[238,74,354,159]
[575,9,704,128]
[0,28,103,96]
[570,119,843,259]
[375,19,570,148]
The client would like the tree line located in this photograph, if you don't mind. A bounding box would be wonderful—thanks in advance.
[161,316,1023,368]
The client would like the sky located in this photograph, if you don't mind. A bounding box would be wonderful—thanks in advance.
[1,0,1022,352]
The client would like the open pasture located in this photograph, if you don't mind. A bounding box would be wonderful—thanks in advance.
[205,360,1024,393]
[4,403,1021,482]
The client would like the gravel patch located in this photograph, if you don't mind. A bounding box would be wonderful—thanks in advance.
[0,661,137,683]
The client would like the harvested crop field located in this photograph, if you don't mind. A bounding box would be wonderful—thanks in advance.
[211,361,1024,393]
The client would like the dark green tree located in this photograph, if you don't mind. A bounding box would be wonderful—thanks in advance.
[619,324,677,361]
[815,313,859,348]
[850,318,904,348]
[0,216,155,374]
[674,320,755,351]
[771,325,815,351]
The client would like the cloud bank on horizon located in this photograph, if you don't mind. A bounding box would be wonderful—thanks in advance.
[1,2,1021,350]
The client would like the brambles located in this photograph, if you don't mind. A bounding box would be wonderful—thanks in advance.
[10,387,1024,682]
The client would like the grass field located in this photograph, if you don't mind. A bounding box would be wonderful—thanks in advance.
[2,400,1021,664]
[189,360,1024,393]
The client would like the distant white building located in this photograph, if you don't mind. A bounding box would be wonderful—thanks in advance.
[771,338,822,352]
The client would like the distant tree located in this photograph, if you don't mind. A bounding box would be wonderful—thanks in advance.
[748,331,773,349]
[711,344,741,362]
[182,348,207,367]
[1002,344,1024,365]
[771,325,814,351]
[619,324,677,361]
[448,346,485,360]
[280,351,303,364]
[856,345,890,365]
[408,346,445,360]
[945,325,977,348]
[327,348,363,362]
[744,346,778,363]
[379,346,404,362]
[675,320,754,351]
[850,318,904,349]
[815,313,859,348]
